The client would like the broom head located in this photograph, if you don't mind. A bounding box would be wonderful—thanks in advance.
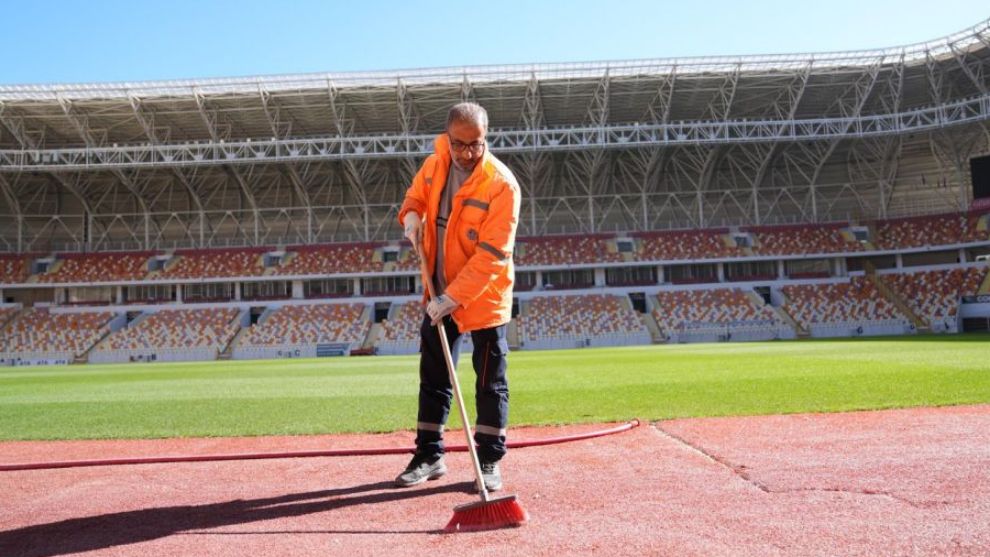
[444,493,529,532]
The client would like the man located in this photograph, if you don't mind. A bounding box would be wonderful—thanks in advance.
[395,102,521,492]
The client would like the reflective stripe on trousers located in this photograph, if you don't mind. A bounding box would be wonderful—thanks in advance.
[415,313,509,462]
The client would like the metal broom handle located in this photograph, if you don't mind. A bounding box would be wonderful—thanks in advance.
[416,241,491,501]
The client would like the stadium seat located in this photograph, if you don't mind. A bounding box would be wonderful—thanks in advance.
[652,288,781,336]
[516,235,623,267]
[0,254,33,284]
[1,308,114,357]
[871,213,989,250]
[881,267,989,328]
[159,247,269,279]
[96,307,240,352]
[781,277,903,329]
[239,303,370,347]
[380,301,424,342]
[33,252,155,283]
[516,294,646,343]
[273,243,383,276]
[632,229,743,261]
[745,224,864,256]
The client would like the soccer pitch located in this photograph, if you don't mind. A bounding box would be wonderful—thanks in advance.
[1,335,988,441]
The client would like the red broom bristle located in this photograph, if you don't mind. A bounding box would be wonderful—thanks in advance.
[444,494,530,533]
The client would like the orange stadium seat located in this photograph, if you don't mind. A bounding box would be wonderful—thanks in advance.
[159,247,269,279]
[380,301,424,342]
[781,277,903,329]
[745,223,864,256]
[0,307,19,328]
[273,243,383,276]
[516,235,624,267]
[0,254,34,284]
[240,303,369,346]
[34,251,156,283]
[882,267,989,328]
[0,308,113,357]
[516,294,645,342]
[96,307,240,352]
[652,288,781,336]
[632,229,743,261]
[871,212,989,250]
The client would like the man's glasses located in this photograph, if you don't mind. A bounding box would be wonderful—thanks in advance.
[450,138,486,154]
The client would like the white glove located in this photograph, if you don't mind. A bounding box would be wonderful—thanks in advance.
[426,294,459,325]
[403,212,422,248]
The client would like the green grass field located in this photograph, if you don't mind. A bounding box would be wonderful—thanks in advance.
[1,334,988,441]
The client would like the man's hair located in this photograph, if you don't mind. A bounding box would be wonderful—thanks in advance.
[446,102,489,130]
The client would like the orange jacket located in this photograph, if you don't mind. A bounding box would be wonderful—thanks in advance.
[398,133,521,333]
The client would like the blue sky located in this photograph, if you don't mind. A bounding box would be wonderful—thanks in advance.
[2,0,988,85]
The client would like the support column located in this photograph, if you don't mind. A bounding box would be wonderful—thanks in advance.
[895,253,904,269]
[717,263,726,283]
[835,258,847,277]
[657,265,665,285]
[235,283,242,301]
[292,280,304,299]
[594,268,606,287]
[959,248,967,264]
[354,278,362,297]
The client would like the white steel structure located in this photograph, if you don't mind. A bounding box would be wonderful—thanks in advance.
[1,18,990,252]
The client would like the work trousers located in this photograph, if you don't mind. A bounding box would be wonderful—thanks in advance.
[415,313,509,462]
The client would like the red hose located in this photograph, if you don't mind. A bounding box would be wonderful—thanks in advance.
[0,419,640,472]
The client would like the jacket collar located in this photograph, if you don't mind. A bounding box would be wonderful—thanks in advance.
[433,133,494,182]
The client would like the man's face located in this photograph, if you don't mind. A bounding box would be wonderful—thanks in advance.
[447,119,486,171]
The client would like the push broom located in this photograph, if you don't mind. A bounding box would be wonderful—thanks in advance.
[415,239,529,532]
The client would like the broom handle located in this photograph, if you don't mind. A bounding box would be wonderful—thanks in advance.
[416,242,491,502]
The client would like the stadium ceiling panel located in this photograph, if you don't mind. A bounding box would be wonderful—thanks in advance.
[0,19,989,252]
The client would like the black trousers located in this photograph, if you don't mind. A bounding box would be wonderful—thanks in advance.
[415,313,509,462]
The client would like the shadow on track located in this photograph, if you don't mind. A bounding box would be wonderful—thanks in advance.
[0,480,473,557]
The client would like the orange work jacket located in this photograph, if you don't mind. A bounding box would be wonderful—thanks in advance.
[398,133,521,333]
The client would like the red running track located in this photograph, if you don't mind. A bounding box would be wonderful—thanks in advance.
[1,406,989,556]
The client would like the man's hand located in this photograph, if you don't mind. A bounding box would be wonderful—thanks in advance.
[403,212,422,249]
[426,294,459,325]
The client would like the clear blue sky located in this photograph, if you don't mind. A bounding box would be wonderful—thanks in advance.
[2,0,988,85]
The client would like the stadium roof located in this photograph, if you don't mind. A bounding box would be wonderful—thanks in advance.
[0,17,989,252]
[1,17,988,101]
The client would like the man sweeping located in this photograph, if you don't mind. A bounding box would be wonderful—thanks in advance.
[395,102,521,492]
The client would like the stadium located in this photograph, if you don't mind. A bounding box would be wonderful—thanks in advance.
[1,11,990,557]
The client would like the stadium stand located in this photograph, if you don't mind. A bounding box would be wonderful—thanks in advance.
[652,288,790,343]
[781,277,910,337]
[632,229,743,262]
[0,308,114,361]
[392,248,421,272]
[516,235,624,267]
[516,294,649,349]
[881,267,989,331]
[0,307,18,329]
[0,254,33,284]
[239,303,369,347]
[380,301,422,343]
[33,251,155,283]
[273,243,383,276]
[91,307,240,363]
[871,212,990,250]
[158,247,269,279]
[746,224,864,256]
[376,299,480,355]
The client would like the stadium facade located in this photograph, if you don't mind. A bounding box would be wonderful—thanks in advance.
[1,18,989,364]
